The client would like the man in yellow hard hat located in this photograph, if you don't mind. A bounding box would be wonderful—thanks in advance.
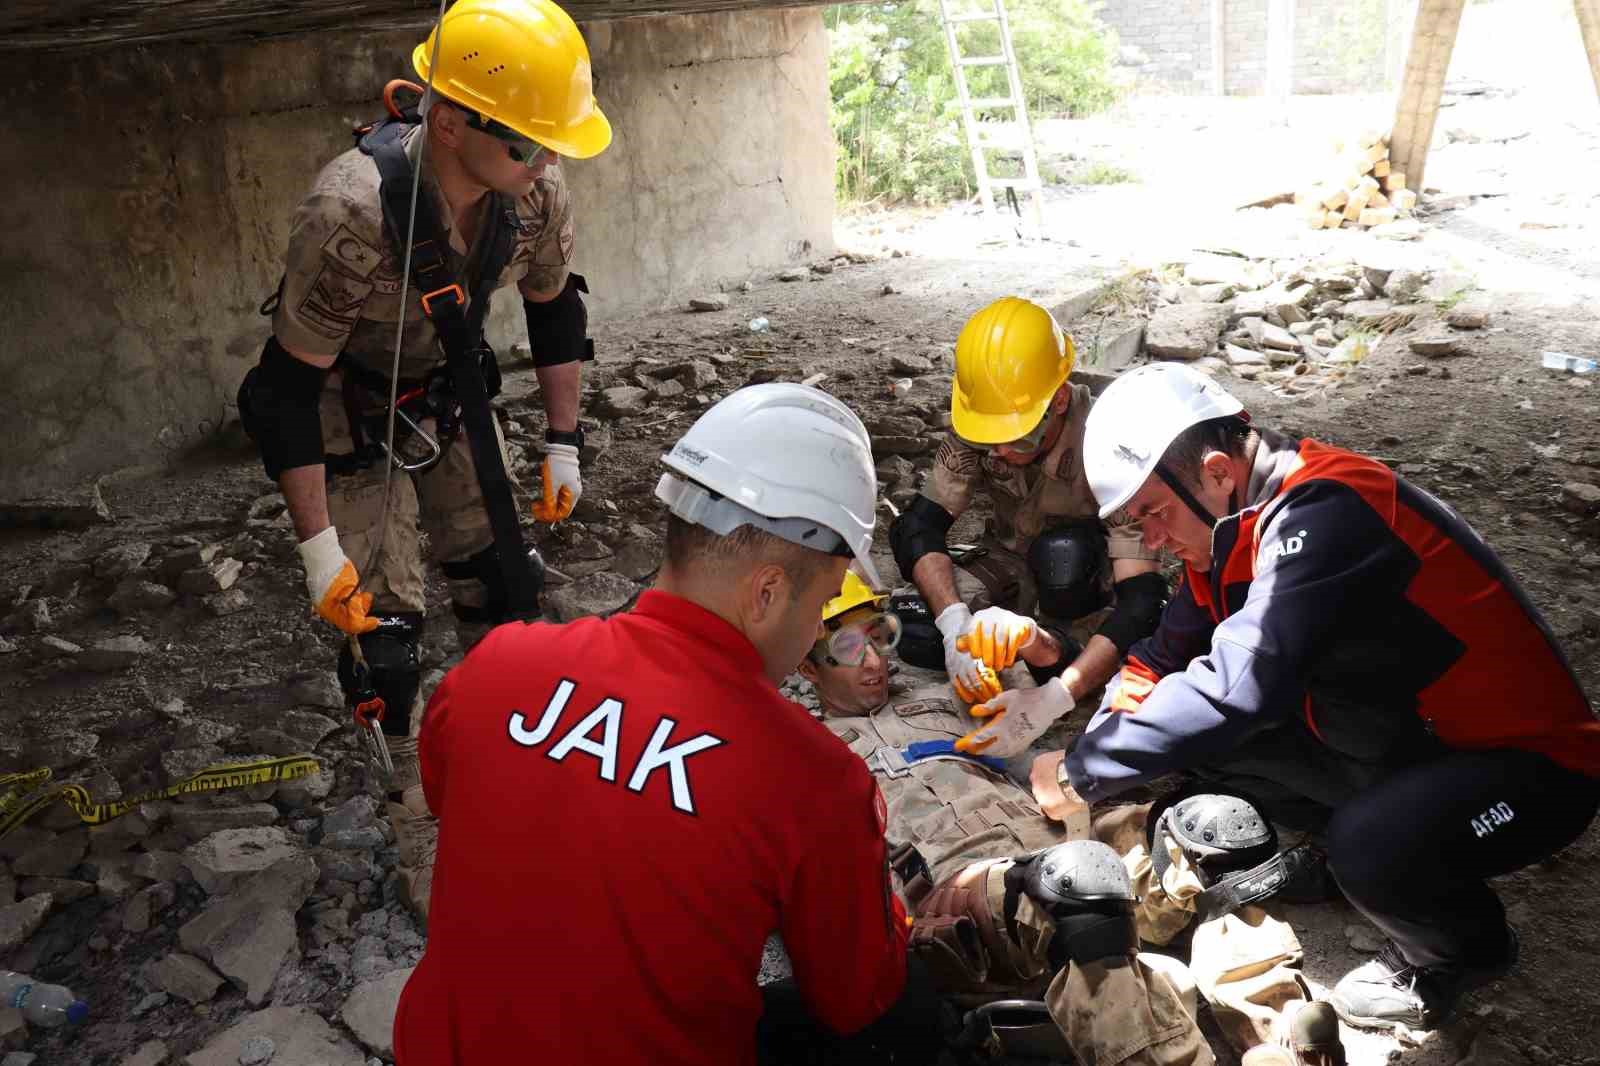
[792,572,1346,1066]
[235,0,610,920]
[888,297,1167,752]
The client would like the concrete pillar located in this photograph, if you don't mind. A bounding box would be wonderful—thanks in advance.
[1265,0,1295,121]
[1576,0,1600,103]
[1384,0,1414,88]
[1389,0,1467,194]
[1212,0,1227,96]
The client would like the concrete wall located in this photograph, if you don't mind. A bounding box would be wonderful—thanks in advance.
[0,7,833,499]
[1100,0,1391,96]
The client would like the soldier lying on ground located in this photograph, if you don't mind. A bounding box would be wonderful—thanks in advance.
[778,572,1346,1066]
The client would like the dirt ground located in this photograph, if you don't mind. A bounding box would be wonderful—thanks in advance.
[3,1,1600,1060]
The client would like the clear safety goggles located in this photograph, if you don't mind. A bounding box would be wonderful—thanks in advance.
[818,613,902,667]
[957,412,1053,458]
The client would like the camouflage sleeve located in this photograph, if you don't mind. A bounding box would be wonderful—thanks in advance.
[270,191,385,358]
[1104,509,1159,562]
[510,164,574,299]
[922,433,982,521]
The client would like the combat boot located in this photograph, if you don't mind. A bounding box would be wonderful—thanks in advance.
[383,735,438,924]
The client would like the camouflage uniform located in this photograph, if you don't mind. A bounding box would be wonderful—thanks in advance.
[822,681,1308,1062]
[921,382,1158,647]
[273,126,574,630]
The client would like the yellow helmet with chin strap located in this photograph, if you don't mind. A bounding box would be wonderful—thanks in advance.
[823,571,888,627]
[951,297,1075,445]
[813,571,900,666]
[413,0,612,159]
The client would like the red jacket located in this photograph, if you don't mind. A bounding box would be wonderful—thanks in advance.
[1067,433,1599,801]
[394,590,908,1066]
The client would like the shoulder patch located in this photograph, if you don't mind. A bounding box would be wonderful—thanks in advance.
[297,264,374,338]
[894,698,955,718]
[835,727,862,745]
[320,223,383,279]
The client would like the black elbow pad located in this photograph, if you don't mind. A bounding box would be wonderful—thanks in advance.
[889,495,954,579]
[1096,571,1168,654]
[523,272,593,368]
[236,336,328,480]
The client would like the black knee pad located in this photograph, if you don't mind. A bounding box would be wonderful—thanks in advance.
[337,612,423,738]
[1003,841,1137,968]
[442,543,546,625]
[1027,524,1109,621]
[1150,792,1321,920]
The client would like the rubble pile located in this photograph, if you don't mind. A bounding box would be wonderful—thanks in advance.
[1294,129,1420,238]
[1146,249,1489,396]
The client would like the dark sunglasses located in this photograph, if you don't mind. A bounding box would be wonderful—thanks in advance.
[459,108,555,166]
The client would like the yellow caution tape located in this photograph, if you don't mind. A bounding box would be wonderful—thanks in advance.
[0,754,321,841]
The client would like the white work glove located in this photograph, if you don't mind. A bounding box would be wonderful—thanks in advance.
[297,526,378,636]
[532,442,582,523]
[957,605,1038,671]
[956,676,1075,758]
[936,603,1001,705]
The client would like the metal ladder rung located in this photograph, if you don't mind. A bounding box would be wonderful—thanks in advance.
[966,96,1020,108]
[958,55,1008,67]
[947,10,1001,22]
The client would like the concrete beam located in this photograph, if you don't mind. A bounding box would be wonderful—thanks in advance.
[1389,0,1467,195]
[1577,0,1600,103]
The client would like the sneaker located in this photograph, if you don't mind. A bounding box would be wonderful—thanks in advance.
[1241,1047,1295,1066]
[382,736,438,925]
[1330,928,1519,1032]
[1287,1001,1345,1066]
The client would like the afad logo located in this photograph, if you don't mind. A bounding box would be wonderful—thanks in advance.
[1265,529,1308,564]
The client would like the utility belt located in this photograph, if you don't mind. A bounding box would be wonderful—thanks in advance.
[324,346,503,479]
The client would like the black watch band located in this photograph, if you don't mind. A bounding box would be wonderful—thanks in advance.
[545,427,584,449]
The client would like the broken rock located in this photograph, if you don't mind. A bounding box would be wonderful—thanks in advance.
[1242,318,1300,352]
[777,268,807,282]
[546,571,636,623]
[81,635,154,672]
[1560,483,1600,516]
[122,1040,170,1066]
[123,880,178,934]
[688,293,730,312]
[340,967,414,1058]
[596,386,649,418]
[1409,331,1461,358]
[177,558,243,596]
[0,895,52,955]
[13,831,86,878]
[891,354,934,375]
[94,542,153,581]
[1222,344,1267,368]
[171,804,280,840]
[1145,304,1228,361]
[184,827,301,895]
[183,1006,365,1066]
[179,854,316,1005]
[108,579,177,615]
[146,952,224,1004]
[1183,254,1257,289]
[612,540,664,581]
[1446,306,1490,330]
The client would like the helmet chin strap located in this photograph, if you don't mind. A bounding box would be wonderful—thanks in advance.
[1154,464,1238,529]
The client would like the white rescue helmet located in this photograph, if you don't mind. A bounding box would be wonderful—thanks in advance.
[655,383,883,587]
[1083,363,1246,519]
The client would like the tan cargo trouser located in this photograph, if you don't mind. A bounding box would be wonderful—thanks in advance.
[1095,803,1312,1052]
[319,379,505,624]
[1047,954,1215,1066]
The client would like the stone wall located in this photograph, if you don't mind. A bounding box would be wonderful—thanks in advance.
[1099,0,1393,96]
[0,7,833,499]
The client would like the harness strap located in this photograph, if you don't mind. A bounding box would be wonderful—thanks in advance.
[362,119,540,620]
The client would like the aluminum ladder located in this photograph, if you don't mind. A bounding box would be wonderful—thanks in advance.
[936,0,1045,234]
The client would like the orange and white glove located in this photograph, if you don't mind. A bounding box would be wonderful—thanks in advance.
[956,606,1038,671]
[937,603,1003,705]
[296,527,379,636]
[956,675,1075,757]
[532,442,582,523]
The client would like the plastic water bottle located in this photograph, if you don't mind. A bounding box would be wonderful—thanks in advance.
[1542,351,1598,374]
[748,316,770,333]
[0,971,88,1028]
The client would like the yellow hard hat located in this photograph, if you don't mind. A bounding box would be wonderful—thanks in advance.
[950,297,1075,445]
[414,0,612,159]
[822,571,888,628]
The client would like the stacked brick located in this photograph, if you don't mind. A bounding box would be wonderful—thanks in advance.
[1296,129,1418,231]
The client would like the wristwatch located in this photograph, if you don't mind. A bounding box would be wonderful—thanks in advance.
[545,427,584,450]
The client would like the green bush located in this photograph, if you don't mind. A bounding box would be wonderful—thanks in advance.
[827,0,1122,205]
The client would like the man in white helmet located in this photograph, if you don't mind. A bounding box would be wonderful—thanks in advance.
[979,363,1600,1035]
[396,384,920,1065]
